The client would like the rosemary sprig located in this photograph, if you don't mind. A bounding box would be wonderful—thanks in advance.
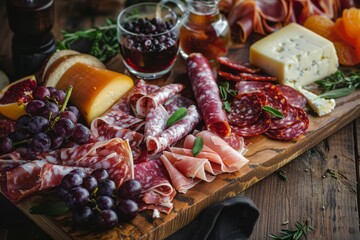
[57,19,118,62]
[315,70,360,98]
[269,220,314,240]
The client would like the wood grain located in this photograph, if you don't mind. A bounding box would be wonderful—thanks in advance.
[1,1,360,239]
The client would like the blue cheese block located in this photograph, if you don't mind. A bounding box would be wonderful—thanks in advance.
[250,23,338,87]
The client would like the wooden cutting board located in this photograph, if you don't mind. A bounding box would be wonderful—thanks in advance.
[7,47,360,239]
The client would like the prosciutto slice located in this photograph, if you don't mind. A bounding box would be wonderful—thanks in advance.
[196,130,249,171]
[160,155,200,194]
[222,0,358,43]
[162,151,216,182]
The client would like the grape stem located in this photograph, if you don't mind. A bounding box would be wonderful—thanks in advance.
[60,86,73,112]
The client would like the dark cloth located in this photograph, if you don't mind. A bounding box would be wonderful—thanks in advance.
[167,196,259,240]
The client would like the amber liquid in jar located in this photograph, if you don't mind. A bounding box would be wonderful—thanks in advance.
[179,5,230,63]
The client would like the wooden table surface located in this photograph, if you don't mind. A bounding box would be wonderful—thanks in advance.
[1,1,360,239]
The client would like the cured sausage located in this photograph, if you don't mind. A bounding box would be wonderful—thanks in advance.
[136,83,184,117]
[187,53,231,137]
[144,105,169,139]
[146,105,202,155]
[230,111,271,137]
[227,92,265,126]
[163,95,195,115]
[277,84,307,109]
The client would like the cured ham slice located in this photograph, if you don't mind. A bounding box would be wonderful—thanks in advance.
[160,155,200,194]
[187,53,231,137]
[222,0,357,43]
[163,151,216,182]
[5,160,46,202]
[146,105,202,155]
[182,134,244,173]
[196,130,249,171]
[0,160,28,174]
[136,83,185,117]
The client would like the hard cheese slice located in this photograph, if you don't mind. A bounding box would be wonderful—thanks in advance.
[250,23,338,87]
[56,63,134,124]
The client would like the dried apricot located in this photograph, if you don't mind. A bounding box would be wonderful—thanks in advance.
[303,15,336,41]
[333,41,359,66]
[333,18,356,47]
[342,8,360,39]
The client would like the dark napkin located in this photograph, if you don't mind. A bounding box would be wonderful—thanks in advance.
[166,196,259,240]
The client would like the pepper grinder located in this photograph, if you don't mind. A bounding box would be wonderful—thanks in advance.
[6,0,56,79]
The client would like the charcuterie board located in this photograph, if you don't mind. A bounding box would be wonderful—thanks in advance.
[5,41,360,239]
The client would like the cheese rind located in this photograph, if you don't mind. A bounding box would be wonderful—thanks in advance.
[250,23,338,87]
[56,63,134,124]
[296,86,335,116]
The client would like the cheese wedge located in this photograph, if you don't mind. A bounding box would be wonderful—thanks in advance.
[296,86,335,116]
[250,23,338,87]
[56,63,134,124]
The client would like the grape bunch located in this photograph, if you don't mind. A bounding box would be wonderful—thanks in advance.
[0,86,91,157]
[58,168,143,230]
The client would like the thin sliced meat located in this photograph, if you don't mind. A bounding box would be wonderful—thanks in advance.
[187,53,231,137]
[136,83,185,117]
[144,105,169,139]
[228,92,264,127]
[265,106,309,140]
[163,151,216,181]
[0,160,28,174]
[92,109,144,131]
[134,159,174,197]
[146,105,202,155]
[230,111,271,137]
[218,56,260,74]
[160,155,200,194]
[218,71,276,82]
[236,81,289,115]
[5,160,46,202]
[183,134,217,154]
[163,95,195,115]
[222,133,248,154]
[269,104,298,130]
[196,130,249,171]
[139,189,176,214]
[91,123,143,147]
[277,84,307,109]
[39,164,92,190]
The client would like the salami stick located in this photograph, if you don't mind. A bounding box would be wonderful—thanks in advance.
[187,53,231,137]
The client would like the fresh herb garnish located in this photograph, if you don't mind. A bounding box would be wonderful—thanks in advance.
[218,81,237,113]
[269,220,314,240]
[57,19,118,62]
[277,169,288,181]
[318,87,355,99]
[262,106,284,118]
[30,201,69,216]
[192,136,203,157]
[315,70,360,95]
[166,107,187,127]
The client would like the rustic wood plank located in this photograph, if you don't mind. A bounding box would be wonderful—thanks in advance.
[245,122,360,239]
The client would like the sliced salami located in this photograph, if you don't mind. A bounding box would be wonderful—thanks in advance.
[92,109,144,131]
[146,105,202,155]
[144,105,169,139]
[230,111,271,137]
[228,92,264,126]
[134,159,174,196]
[277,84,307,109]
[163,94,195,115]
[187,53,231,137]
[217,56,260,73]
[136,83,185,117]
[269,104,298,130]
[236,81,289,115]
[218,71,276,82]
[222,133,247,154]
[91,123,143,147]
[0,160,28,173]
[265,107,309,140]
